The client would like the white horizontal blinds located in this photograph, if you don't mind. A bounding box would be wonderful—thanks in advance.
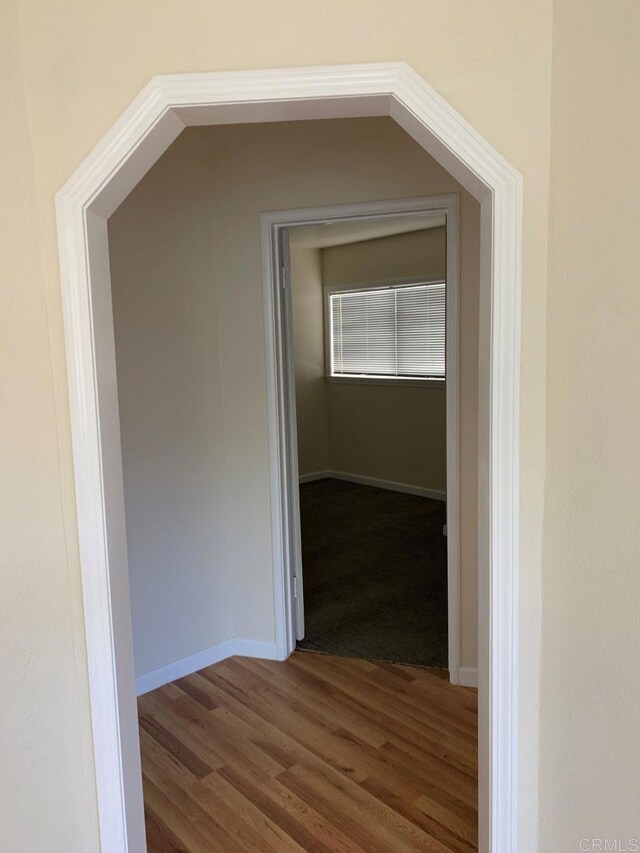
[330,282,445,378]
[396,283,445,377]
[331,288,396,375]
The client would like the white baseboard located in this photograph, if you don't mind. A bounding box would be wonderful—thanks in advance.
[135,637,279,696]
[458,666,478,688]
[232,638,280,660]
[298,470,331,484]
[299,469,446,502]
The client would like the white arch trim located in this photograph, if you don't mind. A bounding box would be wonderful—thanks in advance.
[56,62,523,852]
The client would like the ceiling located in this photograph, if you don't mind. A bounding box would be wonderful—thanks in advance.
[288,212,446,249]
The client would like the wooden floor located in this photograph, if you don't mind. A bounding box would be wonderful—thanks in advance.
[138,652,478,852]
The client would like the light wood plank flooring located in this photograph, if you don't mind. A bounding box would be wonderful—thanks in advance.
[138,652,478,852]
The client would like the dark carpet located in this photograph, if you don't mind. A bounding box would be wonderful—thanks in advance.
[296,478,448,668]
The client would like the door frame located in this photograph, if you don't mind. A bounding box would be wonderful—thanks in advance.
[260,195,461,678]
[56,63,524,852]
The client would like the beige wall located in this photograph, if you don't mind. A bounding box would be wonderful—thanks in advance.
[323,226,446,288]
[322,227,448,494]
[290,244,330,475]
[540,0,640,846]
[1,1,554,848]
[0,4,99,849]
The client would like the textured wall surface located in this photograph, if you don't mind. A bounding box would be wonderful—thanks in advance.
[1,1,552,848]
[540,0,640,846]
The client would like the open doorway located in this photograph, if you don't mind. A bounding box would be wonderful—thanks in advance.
[286,209,453,669]
[109,133,475,850]
[57,63,523,852]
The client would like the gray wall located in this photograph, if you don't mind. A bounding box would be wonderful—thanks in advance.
[108,116,480,677]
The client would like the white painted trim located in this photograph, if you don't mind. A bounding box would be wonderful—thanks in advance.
[232,638,281,660]
[136,639,234,695]
[326,375,445,389]
[135,638,279,695]
[261,223,304,650]
[298,470,332,483]
[300,470,446,502]
[329,471,446,502]
[56,63,524,853]
[444,195,462,690]
[459,667,479,688]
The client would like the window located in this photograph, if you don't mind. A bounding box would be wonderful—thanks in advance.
[327,281,445,383]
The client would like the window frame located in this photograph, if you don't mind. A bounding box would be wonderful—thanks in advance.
[323,277,447,388]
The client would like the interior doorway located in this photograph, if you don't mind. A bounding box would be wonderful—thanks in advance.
[56,63,523,852]
[264,198,460,675]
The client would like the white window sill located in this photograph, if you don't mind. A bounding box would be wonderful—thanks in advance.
[326,375,445,389]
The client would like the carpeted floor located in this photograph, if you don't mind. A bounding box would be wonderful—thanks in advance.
[296,478,448,668]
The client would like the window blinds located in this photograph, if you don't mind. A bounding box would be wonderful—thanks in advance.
[330,282,445,379]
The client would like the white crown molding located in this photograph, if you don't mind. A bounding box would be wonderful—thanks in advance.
[56,62,523,853]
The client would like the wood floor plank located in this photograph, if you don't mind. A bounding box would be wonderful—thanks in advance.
[139,713,214,778]
[145,685,288,779]
[139,692,227,772]
[334,654,477,722]
[303,653,478,734]
[277,766,409,853]
[138,652,478,851]
[142,774,232,853]
[377,741,478,806]
[254,655,477,763]
[285,657,478,784]
[360,776,478,853]
[290,653,477,742]
[281,761,453,853]
[201,664,373,781]
[218,764,366,853]
[273,655,477,754]
[139,726,200,790]
[165,692,290,777]
[144,716,310,853]
[174,674,219,710]
[415,794,479,847]
[232,657,388,748]
[144,807,190,853]
[193,770,306,853]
